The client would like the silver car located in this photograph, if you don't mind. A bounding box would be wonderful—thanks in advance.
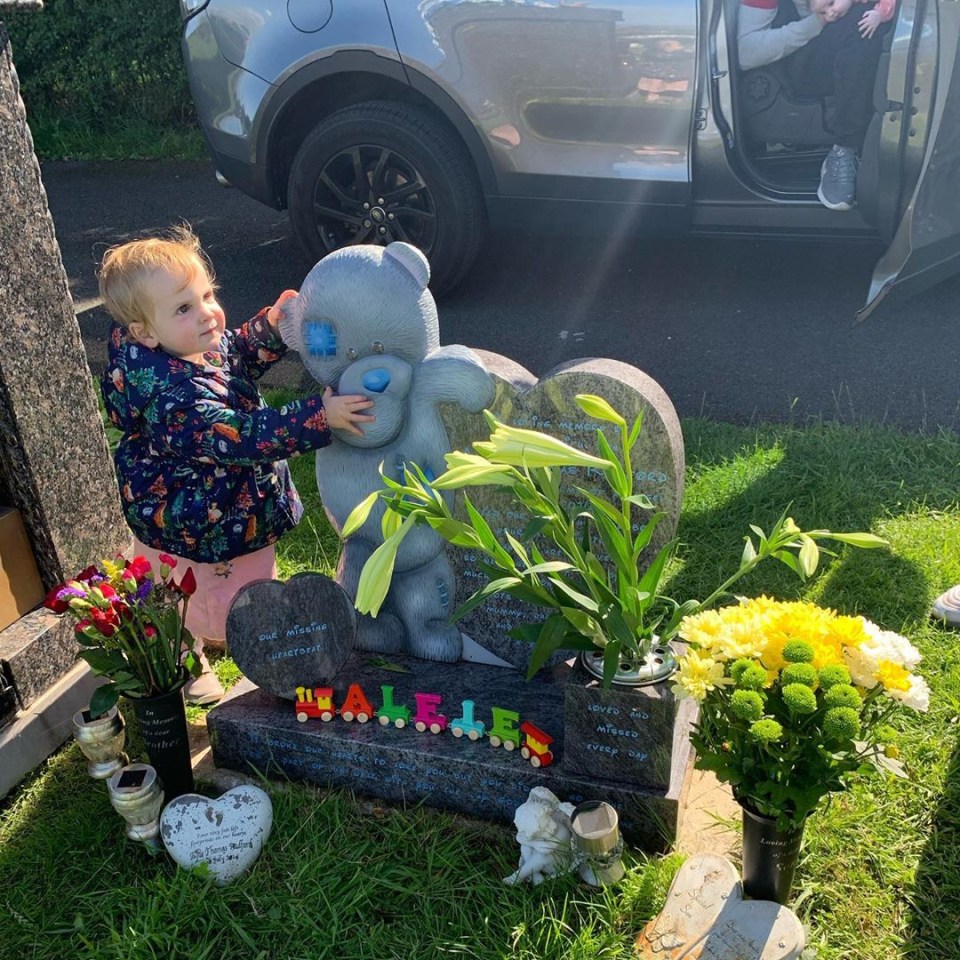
[180,0,958,317]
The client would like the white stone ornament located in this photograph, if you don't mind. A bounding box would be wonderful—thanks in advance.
[160,785,273,885]
[635,854,806,960]
[503,786,576,886]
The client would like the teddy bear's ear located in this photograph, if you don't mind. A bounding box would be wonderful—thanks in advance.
[384,242,431,290]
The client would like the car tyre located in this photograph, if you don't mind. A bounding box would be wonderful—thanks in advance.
[287,101,486,295]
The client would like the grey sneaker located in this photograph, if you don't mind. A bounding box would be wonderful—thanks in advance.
[932,585,960,627]
[818,145,858,211]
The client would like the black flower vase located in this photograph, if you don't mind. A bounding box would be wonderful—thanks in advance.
[126,669,194,802]
[740,804,805,904]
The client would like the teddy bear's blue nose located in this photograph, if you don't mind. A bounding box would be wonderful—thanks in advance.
[362,368,391,393]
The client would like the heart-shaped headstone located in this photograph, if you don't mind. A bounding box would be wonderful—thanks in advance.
[160,784,273,886]
[226,572,357,698]
[635,853,805,959]
[440,351,684,670]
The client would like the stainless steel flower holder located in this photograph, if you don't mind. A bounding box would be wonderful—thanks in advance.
[107,763,164,842]
[570,800,626,886]
[72,704,129,779]
[580,639,678,686]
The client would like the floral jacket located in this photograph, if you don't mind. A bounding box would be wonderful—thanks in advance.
[101,311,331,563]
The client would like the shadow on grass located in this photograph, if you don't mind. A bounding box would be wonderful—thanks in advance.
[671,419,955,627]
[908,728,960,958]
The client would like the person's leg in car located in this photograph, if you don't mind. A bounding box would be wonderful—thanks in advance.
[782,9,886,209]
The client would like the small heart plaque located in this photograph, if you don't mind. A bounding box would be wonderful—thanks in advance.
[160,785,273,886]
[226,572,357,698]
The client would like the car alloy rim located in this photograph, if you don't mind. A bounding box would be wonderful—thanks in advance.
[311,144,438,254]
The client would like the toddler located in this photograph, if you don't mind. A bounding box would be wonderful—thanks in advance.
[98,225,374,704]
[809,0,894,37]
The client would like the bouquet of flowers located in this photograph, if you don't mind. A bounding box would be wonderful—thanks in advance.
[45,554,201,716]
[674,597,930,829]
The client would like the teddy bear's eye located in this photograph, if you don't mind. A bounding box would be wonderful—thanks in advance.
[347,348,359,361]
[372,341,384,354]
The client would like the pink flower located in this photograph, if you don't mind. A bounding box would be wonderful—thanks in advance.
[158,552,178,569]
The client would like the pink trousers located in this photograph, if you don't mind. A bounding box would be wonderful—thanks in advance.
[131,540,277,647]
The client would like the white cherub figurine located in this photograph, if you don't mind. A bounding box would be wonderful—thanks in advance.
[503,786,576,886]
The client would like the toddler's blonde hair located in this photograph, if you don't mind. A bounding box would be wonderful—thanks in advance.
[98,224,216,330]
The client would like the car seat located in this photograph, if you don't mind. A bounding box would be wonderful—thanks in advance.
[736,0,835,150]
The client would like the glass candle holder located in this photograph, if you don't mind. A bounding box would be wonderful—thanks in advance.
[570,801,625,886]
[73,704,128,780]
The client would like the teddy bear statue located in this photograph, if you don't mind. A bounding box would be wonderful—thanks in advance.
[278,242,494,662]
[504,786,576,886]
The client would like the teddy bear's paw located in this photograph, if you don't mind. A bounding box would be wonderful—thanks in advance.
[355,612,406,654]
[406,623,463,663]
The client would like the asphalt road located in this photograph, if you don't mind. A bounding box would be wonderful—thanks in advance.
[47,159,960,432]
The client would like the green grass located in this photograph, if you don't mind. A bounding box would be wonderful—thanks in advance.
[3,415,960,958]
[28,118,206,162]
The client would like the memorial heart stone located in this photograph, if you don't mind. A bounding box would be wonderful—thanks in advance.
[160,784,273,886]
[440,351,684,671]
[226,573,357,699]
[635,853,805,959]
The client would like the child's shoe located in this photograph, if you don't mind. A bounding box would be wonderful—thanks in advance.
[932,585,960,627]
[184,651,225,706]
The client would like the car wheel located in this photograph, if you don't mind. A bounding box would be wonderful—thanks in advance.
[287,101,486,295]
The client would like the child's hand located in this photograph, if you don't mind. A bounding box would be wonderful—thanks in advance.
[323,387,376,437]
[267,289,298,329]
[858,8,882,37]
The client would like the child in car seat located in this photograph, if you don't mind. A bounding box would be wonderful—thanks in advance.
[809,0,895,39]
[98,225,375,704]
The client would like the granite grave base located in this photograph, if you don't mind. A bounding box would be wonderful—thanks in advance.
[207,651,697,851]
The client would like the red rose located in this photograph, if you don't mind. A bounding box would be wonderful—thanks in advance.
[74,618,92,634]
[126,556,153,581]
[158,552,178,569]
[144,626,157,638]
[110,598,133,622]
[76,565,100,582]
[44,585,69,613]
[178,568,197,596]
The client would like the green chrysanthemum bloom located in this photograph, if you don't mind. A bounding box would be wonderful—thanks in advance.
[823,706,861,740]
[824,684,862,710]
[730,689,765,722]
[782,640,815,664]
[749,718,784,743]
[730,659,767,691]
[782,682,818,715]
[781,663,818,688]
[875,724,898,744]
[730,658,756,683]
[818,664,851,690]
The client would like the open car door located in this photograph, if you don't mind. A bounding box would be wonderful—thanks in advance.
[857,0,960,322]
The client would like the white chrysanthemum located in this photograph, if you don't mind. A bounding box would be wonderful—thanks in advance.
[886,674,931,712]
[860,622,922,668]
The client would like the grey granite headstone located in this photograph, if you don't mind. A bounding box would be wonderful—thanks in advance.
[563,657,697,790]
[208,650,694,851]
[0,13,127,767]
[440,352,684,671]
[636,854,805,959]
[226,573,357,699]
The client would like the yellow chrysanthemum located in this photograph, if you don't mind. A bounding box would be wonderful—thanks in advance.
[876,660,912,693]
[671,650,731,702]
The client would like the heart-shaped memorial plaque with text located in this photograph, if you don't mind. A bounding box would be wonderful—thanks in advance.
[635,853,805,959]
[160,785,273,886]
[226,572,357,699]
[440,352,684,671]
